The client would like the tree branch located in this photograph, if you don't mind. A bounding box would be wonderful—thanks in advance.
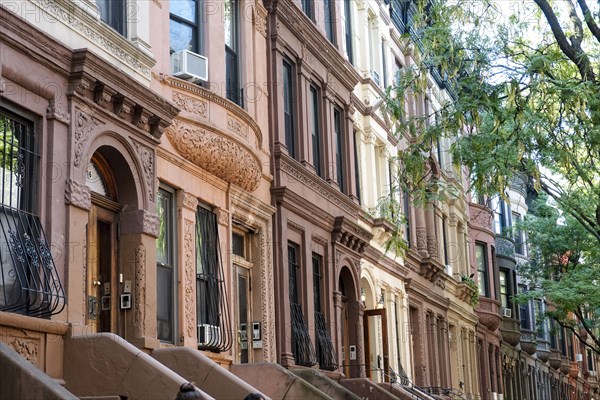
[533,0,596,81]
[576,0,600,44]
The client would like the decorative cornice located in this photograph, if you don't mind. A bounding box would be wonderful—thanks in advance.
[253,2,268,38]
[332,216,373,255]
[287,219,305,233]
[46,100,70,124]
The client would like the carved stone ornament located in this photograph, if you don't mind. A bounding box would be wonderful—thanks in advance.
[182,192,199,210]
[142,211,160,237]
[9,338,39,365]
[227,115,247,140]
[134,245,146,330]
[217,208,229,226]
[287,219,305,233]
[166,120,261,192]
[427,236,439,258]
[132,141,155,203]
[253,3,267,37]
[46,100,70,124]
[416,228,427,251]
[471,207,493,231]
[172,92,208,119]
[74,109,101,167]
[184,219,196,338]
[64,179,91,210]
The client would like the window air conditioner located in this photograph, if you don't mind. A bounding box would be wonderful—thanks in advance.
[198,324,220,346]
[445,264,453,276]
[575,353,583,362]
[371,70,381,86]
[502,308,512,318]
[171,50,208,82]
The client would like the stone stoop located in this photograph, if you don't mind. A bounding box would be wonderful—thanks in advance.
[0,342,79,400]
[152,347,270,400]
[79,397,122,400]
[230,363,334,400]
[340,378,403,400]
[378,383,437,400]
[64,333,213,400]
[290,368,361,400]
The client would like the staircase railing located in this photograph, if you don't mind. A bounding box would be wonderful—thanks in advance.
[422,386,466,400]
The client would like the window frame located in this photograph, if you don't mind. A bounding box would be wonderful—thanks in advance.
[310,84,323,178]
[324,0,336,44]
[96,0,128,37]
[156,185,178,343]
[343,0,353,64]
[282,58,297,160]
[169,0,204,54]
[475,242,488,297]
[333,106,344,193]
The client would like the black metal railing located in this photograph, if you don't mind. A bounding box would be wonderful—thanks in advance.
[1,110,65,317]
[195,207,232,352]
[315,311,337,370]
[290,302,317,367]
[423,386,466,400]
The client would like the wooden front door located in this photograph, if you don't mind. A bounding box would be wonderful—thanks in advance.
[87,204,118,333]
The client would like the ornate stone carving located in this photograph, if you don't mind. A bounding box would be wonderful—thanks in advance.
[9,338,39,365]
[65,179,91,210]
[132,140,155,203]
[172,92,208,119]
[471,207,493,231]
[427,236,438,258]
[416,228,427,251]
[142,211,160,237]
[312,234,328,245]
[287,219,305,232]
[253,3,267,37]
[46,100,70,124]
[33,0,152,77]
[217,208,229,226]
[227,115,247,140]
[134,245,145,329]
[184,219,195,338]
[166,121,261,192]
[74,109,101,167]
[182,192,198,210]
[478,312,500,332]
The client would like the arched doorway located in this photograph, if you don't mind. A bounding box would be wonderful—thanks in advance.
[86,152,120,333]
[339,266,361,378]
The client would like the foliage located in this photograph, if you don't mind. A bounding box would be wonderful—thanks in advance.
[461,274,480,307]
[385,0,600,353]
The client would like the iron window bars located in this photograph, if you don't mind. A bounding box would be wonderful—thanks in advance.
[196,206,232,352]
[0,110,65,317]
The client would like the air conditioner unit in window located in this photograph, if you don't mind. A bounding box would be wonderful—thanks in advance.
[198,324,220,346]
[371,70,381,86]
[575,353,583,362]
[502,308,512,318]
[445,264,453,276]
[171,49,208,82]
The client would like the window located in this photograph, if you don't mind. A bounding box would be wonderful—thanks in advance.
[157,187,176,343]
[442,217,449,266]
[512,212,525,255]
[353,131,361,203]
[381,40,388,88]
[499,270,508,309]
[288,242,317,366]
[558,326,566,355]
[492,197,512,235]
[283,60,297,159]
[343,0,353,64]
[196,206,232,352]
[310,85,322,177]
[334,107,344,192]
[169,0,201,53]
[475,243,488,297]
[302,0,314,21]
[0,109,65,317]
[324,0,335,44]
[519,285,531,330]
[96,0,127,36]
[232,232,245,258]
[225,0,242,106]
[313,255,339,369]
[403,190,411,247]
[368,18,379,85]
[587,349,594,372]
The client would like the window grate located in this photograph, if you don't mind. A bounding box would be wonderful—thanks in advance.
[0,111,65,317]
[315,311,338,370]
[196,207,232,352]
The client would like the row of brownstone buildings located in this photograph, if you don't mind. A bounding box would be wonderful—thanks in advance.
[0,1,598,399]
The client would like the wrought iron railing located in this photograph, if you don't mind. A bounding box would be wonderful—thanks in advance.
[290,302,317,367]
[314,311,337,370]
[423,386,466,400]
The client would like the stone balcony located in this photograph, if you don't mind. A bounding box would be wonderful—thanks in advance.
[163,77,264,192]
[476,297,501,331]
[536,338,551,362]
[589,374,598,390]
[569,361,580,379]
[549,349,562,370]
[560,356,571,375]
[520,329,537,356]
[499,317,521,347]
[495,236,516,260]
